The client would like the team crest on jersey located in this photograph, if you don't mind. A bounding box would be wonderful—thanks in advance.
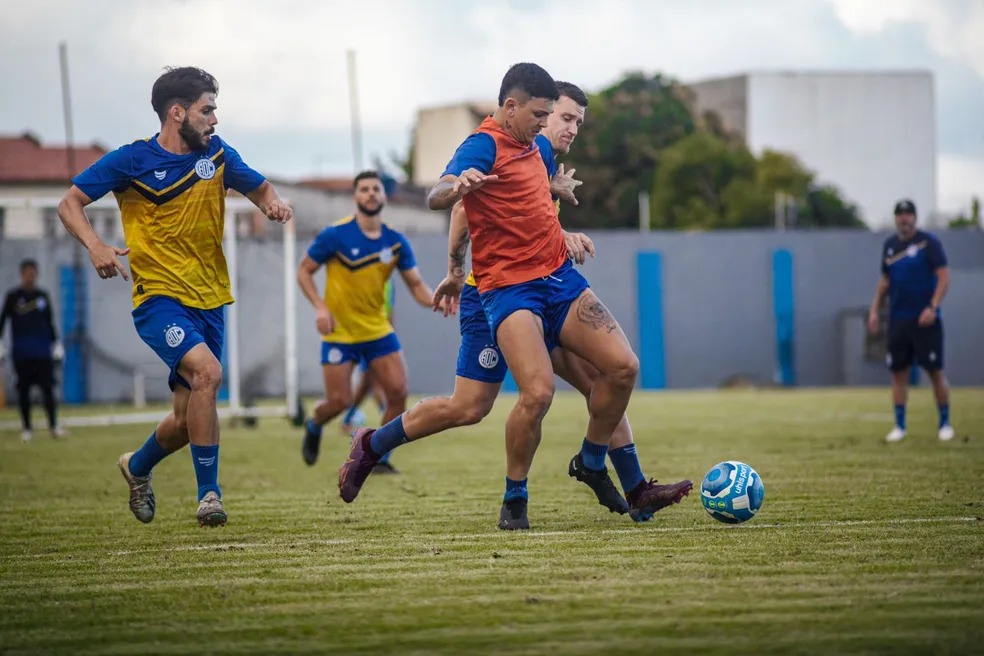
[165,325,186,348]
[478,347,499,369]
[906,245,918,257]
[36,297,46,310]
[154,170,167,181]
[195,158,216,180]
[887,248,894,256]
[379,248,394,265]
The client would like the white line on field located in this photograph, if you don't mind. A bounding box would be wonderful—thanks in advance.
[3,516,978,562]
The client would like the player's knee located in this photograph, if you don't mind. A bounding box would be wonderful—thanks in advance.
[610,352,639,389]
[518,380,554,416]
[189,360,223,393]
[457,401,493,426]
[384,383,408,409]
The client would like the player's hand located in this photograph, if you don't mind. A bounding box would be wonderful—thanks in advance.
[551,163,582,206]
[263,199,293,224]
[563,231,595,265]
[89,242,130,281]
[866,311,879,335]
[432,275,465,317]
[315,307,335,335]
[918,307,937,327]
[452,169,498,196]
[51,341,65,362]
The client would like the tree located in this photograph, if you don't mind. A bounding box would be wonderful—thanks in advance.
[948,196,982,229]
[649,135,863,229]
[559,72,696,229]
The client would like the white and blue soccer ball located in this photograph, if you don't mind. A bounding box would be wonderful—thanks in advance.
[700,461,764,524]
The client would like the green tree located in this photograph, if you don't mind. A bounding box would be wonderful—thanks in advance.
[948,196,981,229]
[650,133,863,229]
[560,72,696,229]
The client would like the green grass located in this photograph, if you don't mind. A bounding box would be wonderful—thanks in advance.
[1,387,983,655]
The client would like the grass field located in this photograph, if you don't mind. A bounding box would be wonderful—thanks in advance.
[1,387,983,655]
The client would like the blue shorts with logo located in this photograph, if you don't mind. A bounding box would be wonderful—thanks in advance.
[321,333,401,366]
[132,296,225,391]
[479,260,589,352]
[456,283,509,383]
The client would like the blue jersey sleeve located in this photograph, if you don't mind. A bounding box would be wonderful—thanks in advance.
[72,145,134,200]
[396,234,417,271]
[442,133,496,177]
[925,234,947,270]
[535,134,557,178]
[307,227,338,264]
[220,139,265,195]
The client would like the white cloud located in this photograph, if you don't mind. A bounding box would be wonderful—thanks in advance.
[829,0,984,77]
[938,153,984,214]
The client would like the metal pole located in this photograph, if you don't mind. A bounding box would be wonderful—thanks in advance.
[638,190,651,232]
[347,49,364,173]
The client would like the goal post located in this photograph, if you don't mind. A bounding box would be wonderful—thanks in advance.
[0,195,300,429]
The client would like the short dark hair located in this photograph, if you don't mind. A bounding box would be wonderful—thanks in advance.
[19,259,37,272]
[353,170,382,189]
[555,81,589,108]
[498,63,559,106]
[151,67,219,122]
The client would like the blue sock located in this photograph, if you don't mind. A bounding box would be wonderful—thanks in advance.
[894,404,906,430]
[608,444,645,494]
[369,414,408,456]
[190,444,220,501]
[128,432,170,477]
[504,477,528,502]
[938,404,950,428]
[579,438,608,472]
[378,450,392,465]
[342,406,359,425]
[306,418,322,438]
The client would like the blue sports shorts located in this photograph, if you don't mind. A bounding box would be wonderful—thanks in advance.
[321,333,401,366]
[132,295,225,391]
[478,260,589,352]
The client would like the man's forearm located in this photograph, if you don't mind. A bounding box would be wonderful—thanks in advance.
[448,222,470,279]
[930,270,950,308]
[297,270,326,311]
[428,181,460,210]
[57,197,101,250]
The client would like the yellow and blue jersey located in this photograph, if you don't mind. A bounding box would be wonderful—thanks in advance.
[307,217,415,344]
[72,134,265,310]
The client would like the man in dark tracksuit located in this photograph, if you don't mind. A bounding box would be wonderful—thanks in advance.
[0,259,65,442]
[867,200,953,443]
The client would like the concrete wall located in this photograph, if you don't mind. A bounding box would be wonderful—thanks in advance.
[1,229,981,403]
[688,72,937,230]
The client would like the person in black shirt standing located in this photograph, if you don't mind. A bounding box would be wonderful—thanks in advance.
[0,259,65,442]
[867,200,953,443]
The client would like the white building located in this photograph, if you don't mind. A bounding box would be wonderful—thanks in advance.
[687,71,937,228]
[411,102,497,188]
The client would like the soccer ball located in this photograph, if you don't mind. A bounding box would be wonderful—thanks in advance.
[700,461,764,524]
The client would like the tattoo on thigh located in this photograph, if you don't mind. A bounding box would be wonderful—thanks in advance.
[576,295,617,333]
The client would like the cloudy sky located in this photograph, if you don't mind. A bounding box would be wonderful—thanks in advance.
[1,0,982,215]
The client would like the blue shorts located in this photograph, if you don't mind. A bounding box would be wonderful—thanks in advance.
[479,260,589,351]
[321,333,401,366]
[456,283,508,383]
[132,296,225,390]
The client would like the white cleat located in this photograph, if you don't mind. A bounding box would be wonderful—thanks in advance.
[21,430,33,443]
[938,425,955,441]
[51,427,67,439]
[885,426,906,443]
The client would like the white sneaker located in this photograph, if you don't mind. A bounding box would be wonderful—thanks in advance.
[21,430,33,443]
[51,427,67,439]
[885,426,906,443]
[938,425,955,441]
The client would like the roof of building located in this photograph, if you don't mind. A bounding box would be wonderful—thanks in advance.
[0,132,108,184]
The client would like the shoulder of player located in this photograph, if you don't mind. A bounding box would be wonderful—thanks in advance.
[380,222,410,242]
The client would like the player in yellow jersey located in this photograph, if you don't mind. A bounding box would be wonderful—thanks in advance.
[57,67,292,527]
[297,170,438,469]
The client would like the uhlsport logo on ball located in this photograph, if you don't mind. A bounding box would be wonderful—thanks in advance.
[700,461,764,524]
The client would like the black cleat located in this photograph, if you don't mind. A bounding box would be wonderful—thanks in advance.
[498,498,530,530]
[302,420,322,466]
[568,453,630,514]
